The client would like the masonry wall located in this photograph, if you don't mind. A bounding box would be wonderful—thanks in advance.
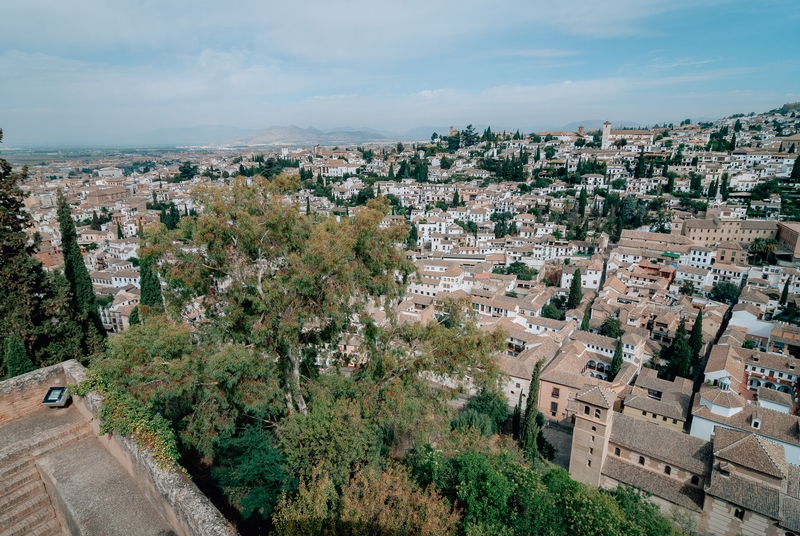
[702,495,778,536]
[0,363,66,426]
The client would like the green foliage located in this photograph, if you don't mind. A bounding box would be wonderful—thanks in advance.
[464,389,509,434]
[742,339,757,350]
[128,305,140,325]
[661,318,692,380]
[581,303,591,331]
[211,425,292,520]
[567,269,583,310]
[71,368,181,469]
[5,334,34,378]
[139,258,163,310]
[610,339,623,377]
[709,282,741,304]
[600,317,624,339]
[679,280,695,296]
[452,409,495,437]
[689,313,704,368]
[542,303,564,321]
[278,396,381,489]
[493,261,538,281]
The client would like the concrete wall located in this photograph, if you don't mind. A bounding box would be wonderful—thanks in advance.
[61,361,236,536]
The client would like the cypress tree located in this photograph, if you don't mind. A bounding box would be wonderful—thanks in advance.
[57,191,106,342]
[512,391,523,440]
[689,312,704,368]
[634,147,646,178]
[781,276,791,306]
[306,197,311,216]
[610,338,623,377]
[5,334,34,378]
[792,155,800,182]
[581,303,591,331]
[139,258,163,311]
[129,306,140,325]
[91,210,101,231]
[666,318,692,379]
[520,361,542,462]
[720,172,730,199]
[116,222,123,239]
[578,187,587,217]
[730,133,736,151]
[567,268,583,309]
[452,190,460,207]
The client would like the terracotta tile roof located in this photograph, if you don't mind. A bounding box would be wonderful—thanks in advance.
[576,385,617,409]
[602,457,705,511]
[610,413,712,474]
[714,428,787,478]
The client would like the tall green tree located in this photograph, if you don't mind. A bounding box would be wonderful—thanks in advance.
[664,318,692,379]
[5,334,35,378]
[689,312,704,369]
[520,361,541,462]
[566,269,583,310]
[116,222,123,239]
[578,187,587,217]
[792,155,800,182]
[634,148,646,178]
[720,172,730,199]
[581,303,591,331]
[57,191,106,347]
[610,338,623,377]
[139,258,163,311]
[781,276,791,307]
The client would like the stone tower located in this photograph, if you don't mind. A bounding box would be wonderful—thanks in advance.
[569,385,617,487]
[601,121,612,150]
[578,125,585,137]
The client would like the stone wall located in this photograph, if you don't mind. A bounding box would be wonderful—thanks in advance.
[0,362,66,426]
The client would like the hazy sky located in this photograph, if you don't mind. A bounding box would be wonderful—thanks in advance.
[1,0,798,145]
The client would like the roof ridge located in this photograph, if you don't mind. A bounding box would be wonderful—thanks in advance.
[753,435,785,476]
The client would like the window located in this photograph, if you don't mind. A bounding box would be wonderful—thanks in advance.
[591,436,595,442]
[589,448,594,455]
[584,405,590,415]
[591,426,597,432]
[734,509,745,521]
[639,456,645,466]
[642,410,647,416]
[552,388,560,399]
[587,460,592,467]
[595,409,601,419]
[664,466,671,475]
[614,447,621,456]
[691,476,700,486]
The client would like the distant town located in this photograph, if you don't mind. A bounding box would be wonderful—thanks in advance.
[5,101,800,535]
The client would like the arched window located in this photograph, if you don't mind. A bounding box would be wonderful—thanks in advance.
[664,466,671,475]
[595,409,601,419]
[691,475,699,486]
[638,456,645,466]
[614,447,620,456]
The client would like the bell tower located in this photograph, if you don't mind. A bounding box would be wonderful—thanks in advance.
[601,121,612,150]
[569,386,616,487]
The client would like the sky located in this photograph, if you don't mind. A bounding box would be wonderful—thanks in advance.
[0,0,798,146]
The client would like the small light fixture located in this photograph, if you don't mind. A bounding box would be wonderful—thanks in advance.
[42,386,70,408]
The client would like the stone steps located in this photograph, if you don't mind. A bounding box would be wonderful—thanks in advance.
[0,502,57,536]
[0,479,45,516]
[0,417,91,536]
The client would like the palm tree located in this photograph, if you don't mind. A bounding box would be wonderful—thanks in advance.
[764,239,778,264]
[748,238,767,264]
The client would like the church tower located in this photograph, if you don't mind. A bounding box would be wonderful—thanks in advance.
[601,121,612,150]
[569,386,616,487]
